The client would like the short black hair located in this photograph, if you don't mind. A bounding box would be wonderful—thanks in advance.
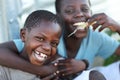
[55,0,62,13]
[55,0,91,13]
[24,10,62,31]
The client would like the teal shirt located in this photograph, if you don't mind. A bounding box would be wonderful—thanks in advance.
[14,29,119,67]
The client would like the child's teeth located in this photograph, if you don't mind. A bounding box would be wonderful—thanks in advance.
[73,22,88,29]
[36,51,40,55]
[68,22,89,37]
[40,53,47,59]
[34,51,48,61]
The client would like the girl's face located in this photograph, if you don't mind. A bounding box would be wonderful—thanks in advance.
[21,21,61,65]
[59,0,91,38]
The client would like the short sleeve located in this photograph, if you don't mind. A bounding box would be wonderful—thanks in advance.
[13,39,24,53]
[97,32,119,59]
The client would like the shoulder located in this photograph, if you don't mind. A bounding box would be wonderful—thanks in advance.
[0,40,18,53]
[13,39,24,53]
[84,29,107,46]
[87,28,116,44]
[88,28,109,39]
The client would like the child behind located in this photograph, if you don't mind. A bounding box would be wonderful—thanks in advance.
[0,10,62,80]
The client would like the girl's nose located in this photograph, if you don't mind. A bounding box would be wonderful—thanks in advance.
[75,10,84,18]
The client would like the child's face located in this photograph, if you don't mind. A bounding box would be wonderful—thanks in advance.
[21,21,61,65]
[59,0,91,38]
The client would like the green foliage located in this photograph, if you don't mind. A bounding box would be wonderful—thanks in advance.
[104,29,120,66]
[104,54,120,66]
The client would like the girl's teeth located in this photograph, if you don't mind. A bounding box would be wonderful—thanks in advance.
[73,22,88,30]
[68,22,88,37]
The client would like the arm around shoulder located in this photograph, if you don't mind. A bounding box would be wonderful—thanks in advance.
[0,41,56,77]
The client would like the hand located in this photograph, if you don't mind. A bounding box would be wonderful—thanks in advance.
[39,64,57,78]
[41,74,59,80]
[55,59,86,76]
[88,13,120,32]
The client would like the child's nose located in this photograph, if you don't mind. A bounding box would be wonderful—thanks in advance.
[75,10,84,18]
[42,42,51,52]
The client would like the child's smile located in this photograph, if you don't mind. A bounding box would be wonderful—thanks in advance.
[59,0,91,38]
[21,19,62,66]
[33,50,48,62]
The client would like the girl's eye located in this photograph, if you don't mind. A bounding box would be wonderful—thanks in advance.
[65,9,75,14]
[51,42,58,47]
[82,7,90,12]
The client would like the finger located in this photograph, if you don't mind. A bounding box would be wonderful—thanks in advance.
[53,62,58,67]
[97,19,105,25]
[102,22,116,32]
[88,15,97,24]
[59,58,71,63]
[54,68,71,76]
[53,62,66,67]
[88,13,106,27]
[88,14,101,25]
[91,18,105,30]
[99,23,109,32]
[109,26,116,32]
[58,68,72,76]
[55,59,71,66]
[53,61,67,70]
[97,20,106,32]
[59,67,71,72]
[90,13,106,21]
[92,22,100,30]
[62,71,73,76]
[99,26,106,32]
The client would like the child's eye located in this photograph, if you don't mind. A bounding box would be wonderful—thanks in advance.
[35,37,44,42]
[82,7,90,12]
[39,38,44,41]
[65,9,75,14]
[51,42,58,47]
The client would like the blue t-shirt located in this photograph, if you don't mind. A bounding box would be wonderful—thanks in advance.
[13,29,119,67]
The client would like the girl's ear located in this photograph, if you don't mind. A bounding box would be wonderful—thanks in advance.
[20,28,26,42]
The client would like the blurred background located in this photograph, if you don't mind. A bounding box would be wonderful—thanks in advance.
[0,0,120,66]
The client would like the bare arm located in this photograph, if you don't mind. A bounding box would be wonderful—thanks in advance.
[115,45,120,56]
[0,41,57,77]
[88,13,120,56]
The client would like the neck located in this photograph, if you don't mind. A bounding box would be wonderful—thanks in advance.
[65,36,82,48]
[64,35,83,58]
[20,48,29,61]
